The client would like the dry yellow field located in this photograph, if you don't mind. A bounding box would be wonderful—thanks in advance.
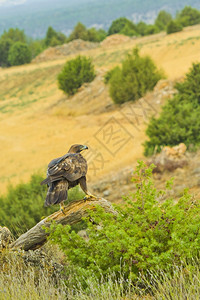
[1,25,200,194]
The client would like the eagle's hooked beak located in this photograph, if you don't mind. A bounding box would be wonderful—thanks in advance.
[80,145,88,151]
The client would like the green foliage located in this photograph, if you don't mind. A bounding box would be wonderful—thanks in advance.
[144,24,160,35]
[0,174,54,236]
[69,22,106,42]
[68,22,88,41]
[28,39,45,58]
[0,174,84,236]
[0,38,13,67]
[0,27,45,67]
[1,28,27,43]
[0,28,28,67]
[144,63,200,156]
[108,48,163,104]
[166,20,183,34]
[119,23,138,37]
[44,26,67,47]
[136,22,149,36]
[104,66,120,84]
[136,22,159,36]
[49,161,200,286]
[176,6,200,27]
[87,28,107,42]
[8,41,32,66]
[175,63,200,103]
[155,10,173,30]
[58,55,96,96]
[108,17,137,36]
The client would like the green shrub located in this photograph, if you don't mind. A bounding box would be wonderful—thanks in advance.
[0,38,13,67]
[136,22,159,36]
[136,21,149,36]
[104,66,120,84]
[0,174,84,236]
[166,20,183,34]
[48,161,200,286]
[119,23,138,37]
[44,26,67,47]
[144,63,200,156]
[108,17,137,36]
[68,22,88,42]
[68,22,107,43]
[175,62,200,103]
[87,28,107,42]
[8,41,32,66]
[0,27,44,66]
[108,48,163,104]
[1,28,27,44]
[144,24,160,35]
[58,55,96,96]
[176,6,200,27]
[155,10,173,31]
[28,39,45,58]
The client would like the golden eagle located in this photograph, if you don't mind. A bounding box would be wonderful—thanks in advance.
[41,144,95,211]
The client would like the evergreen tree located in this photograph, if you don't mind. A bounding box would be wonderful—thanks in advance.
[166,20,183,34]
[1,28,26,43]
[108,17,137,36]
[144,63,200,156]
[8,42,32,66]
[109,48,163,104]
[58,55,95,96]
[176,6,200,27]
[155,10,172,30]
[68,22,88,41]
[0,38,13,66]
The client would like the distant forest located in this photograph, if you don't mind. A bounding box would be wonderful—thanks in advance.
[1,5,200,67]
[0,0,200,37]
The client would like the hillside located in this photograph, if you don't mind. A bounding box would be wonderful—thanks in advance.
[1,25,200,194]
[0,0,200,37]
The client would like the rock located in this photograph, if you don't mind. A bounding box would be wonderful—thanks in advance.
[103,190,110,197]
[148,143,188,173]
[0,226,13,249]
[192,167,200,174]
[154,79,174,92]
[78,230,89,242]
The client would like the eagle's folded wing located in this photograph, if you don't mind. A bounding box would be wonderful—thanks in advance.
[42,154,87,185]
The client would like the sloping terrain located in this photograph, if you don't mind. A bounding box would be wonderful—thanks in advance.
[1,25,200,195]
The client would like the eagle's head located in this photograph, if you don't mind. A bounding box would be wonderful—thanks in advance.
[68,144,88,154]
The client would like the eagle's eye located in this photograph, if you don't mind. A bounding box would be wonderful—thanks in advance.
[79,145,88,152]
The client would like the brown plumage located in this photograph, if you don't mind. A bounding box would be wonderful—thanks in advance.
[41,144,89,208]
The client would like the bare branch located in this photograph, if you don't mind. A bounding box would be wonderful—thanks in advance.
[10,197,117,251]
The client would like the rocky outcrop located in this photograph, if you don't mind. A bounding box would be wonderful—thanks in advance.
[0,226,13,249]
[149,143,188,173]
[32,39,99,63]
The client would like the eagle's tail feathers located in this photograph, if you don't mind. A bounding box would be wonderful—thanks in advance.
[44,181,68,207]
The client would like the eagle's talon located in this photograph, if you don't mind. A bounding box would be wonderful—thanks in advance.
[84,194,98,201]
[60,202,66,215]
[60,208,66,215]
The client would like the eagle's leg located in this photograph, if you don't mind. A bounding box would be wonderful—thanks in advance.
[60,201,66,215]
[84,193,98,201]
[79,176,98,201]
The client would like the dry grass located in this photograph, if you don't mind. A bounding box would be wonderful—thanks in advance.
[1,25,200,193]
[0,251,66,300]
[1,249,200,300]
[147,262,200,300]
